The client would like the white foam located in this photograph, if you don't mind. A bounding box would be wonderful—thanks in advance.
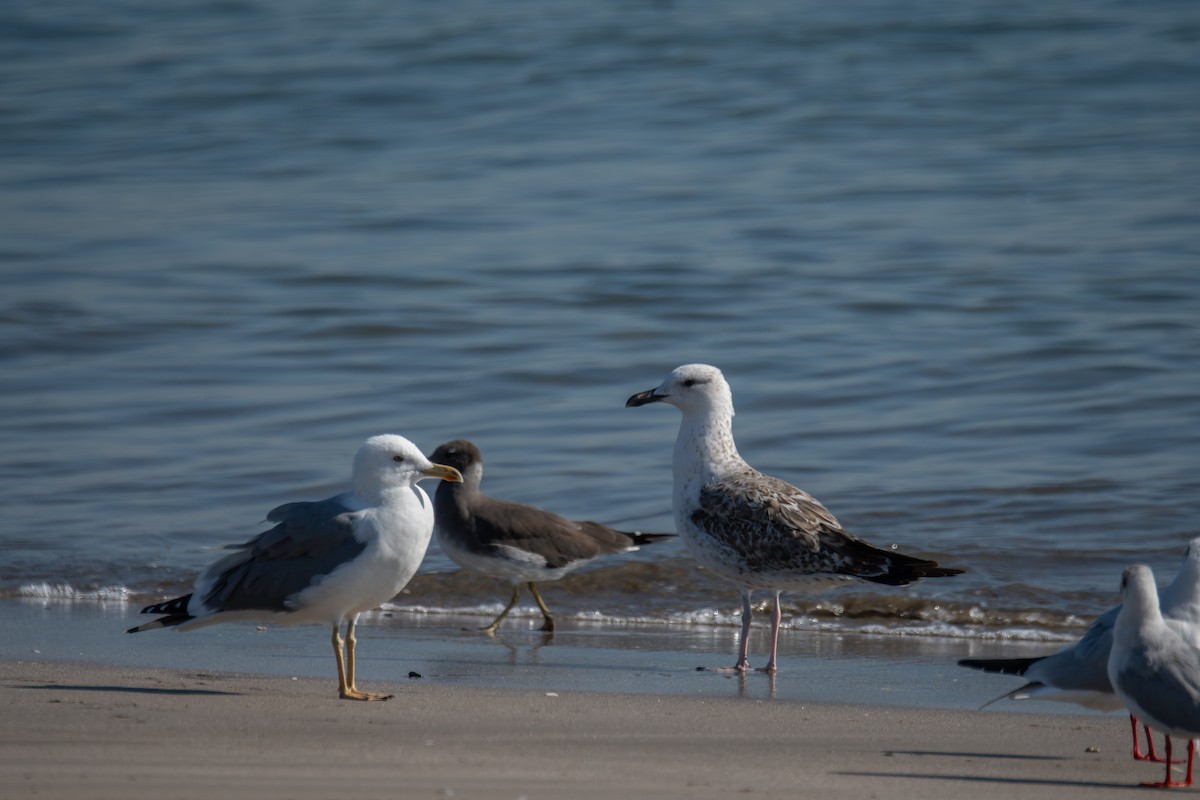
[16,582,131,601]
[368,602,1081,642]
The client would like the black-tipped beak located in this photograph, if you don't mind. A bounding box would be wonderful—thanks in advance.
[626,389,665,407]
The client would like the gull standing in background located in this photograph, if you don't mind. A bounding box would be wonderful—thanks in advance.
[128,434,462,701]
[959,536,1200,762]
[627,364,963,674]
[1109,563,1200,788]
[430,439,672,635]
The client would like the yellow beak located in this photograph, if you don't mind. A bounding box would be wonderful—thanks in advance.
[421,463,463,483]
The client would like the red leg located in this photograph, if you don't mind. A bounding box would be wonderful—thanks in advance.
[1134,714,1152,760]
[1146,723,1165,763]
[1142,736,1173,788]
[1132,715,1170,763]
[1143,736,1194,789]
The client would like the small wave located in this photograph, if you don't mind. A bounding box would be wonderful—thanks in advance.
[13,582,132,602]
[796,620,1077,642]
[379,602,1080,642]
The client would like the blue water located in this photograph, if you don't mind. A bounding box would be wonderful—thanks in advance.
[2,1,1198,640]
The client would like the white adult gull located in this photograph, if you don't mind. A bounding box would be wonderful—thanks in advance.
[128,434,462,701]
[959,536,1200,762]
[430,439,673,635]
[626,363,963,674]
[1109,563,1200,788]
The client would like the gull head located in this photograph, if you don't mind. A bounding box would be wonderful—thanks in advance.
[429,439,484,488]
[1178,536,1200,582]
[626,363,734,419]
[1118,563,1162,626]
[1186,536,1200,564]
[353,434,463,498]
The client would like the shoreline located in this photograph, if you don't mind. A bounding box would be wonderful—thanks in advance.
[2,597,1091,709]
[0,657,1158,799]
[0,599,1174,797]
[0,604,1171,796]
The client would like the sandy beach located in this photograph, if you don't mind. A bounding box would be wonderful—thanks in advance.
[0,654,1167,800]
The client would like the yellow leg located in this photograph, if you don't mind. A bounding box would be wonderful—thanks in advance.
[528,583,555,633]
[335,620,393,701]
[482,585,522,635]
[332,625,351,696]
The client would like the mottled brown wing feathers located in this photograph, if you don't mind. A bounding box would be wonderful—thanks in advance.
[694,469,959,584]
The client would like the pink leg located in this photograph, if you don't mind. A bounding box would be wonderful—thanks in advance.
[1186,739,1196,787]
[699,591,753,672]
[758,591,781,674]
[734,591,753,672]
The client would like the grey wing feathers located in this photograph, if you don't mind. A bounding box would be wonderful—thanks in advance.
[200,497,368,612]
[474,499,645,569]
[1116,645,1200,734]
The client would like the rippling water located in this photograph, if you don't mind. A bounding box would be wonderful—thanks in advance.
[3,1,1198,642]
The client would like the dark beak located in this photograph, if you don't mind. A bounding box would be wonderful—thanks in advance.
[626,389,665,407]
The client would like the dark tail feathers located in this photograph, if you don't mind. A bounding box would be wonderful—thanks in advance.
[126,593,194,633]
[865,555,965,587]
[629,531,674,546]
[958,656,1043,677]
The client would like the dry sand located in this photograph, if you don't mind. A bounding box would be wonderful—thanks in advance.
[0,658,1169,799]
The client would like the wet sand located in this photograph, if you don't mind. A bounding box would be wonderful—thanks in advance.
[0,600,1171,797]
[0,656,1166,800]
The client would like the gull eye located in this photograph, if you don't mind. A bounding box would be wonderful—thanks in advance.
[392,455,405,463]
[683,379,696,387]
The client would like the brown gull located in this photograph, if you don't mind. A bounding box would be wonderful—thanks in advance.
[430,439,672,635]
[626,363,963,674]
[128,434,462,700]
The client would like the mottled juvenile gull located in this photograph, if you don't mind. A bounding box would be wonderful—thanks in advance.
[430,439,672,635]
[959,536,1200,762]
[1109,563,1200,788]
[626,363,963,674]
[128,434,462,701]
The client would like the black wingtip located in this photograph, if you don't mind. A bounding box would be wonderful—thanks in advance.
[139,593,192,616]
[631,531,675,545]
[958,656,1042,676]
[127,613,194,633]
[864,561,965,586]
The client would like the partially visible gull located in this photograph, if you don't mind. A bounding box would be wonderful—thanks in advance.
[128,434,462,701]
[430,439,672,635]
[626,363,963,674]
[1109,563,1200,788]
[959,536,1200,762]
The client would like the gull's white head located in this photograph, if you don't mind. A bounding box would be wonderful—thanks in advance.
[1186,537,1200,564]
[1178,536,1200,578]
[625,363,734,419]
[1117,564,1162,630]
[353,434,463,498]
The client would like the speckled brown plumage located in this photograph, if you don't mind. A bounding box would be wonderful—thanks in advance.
[628,363,964,673]
[692,467,958,588]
